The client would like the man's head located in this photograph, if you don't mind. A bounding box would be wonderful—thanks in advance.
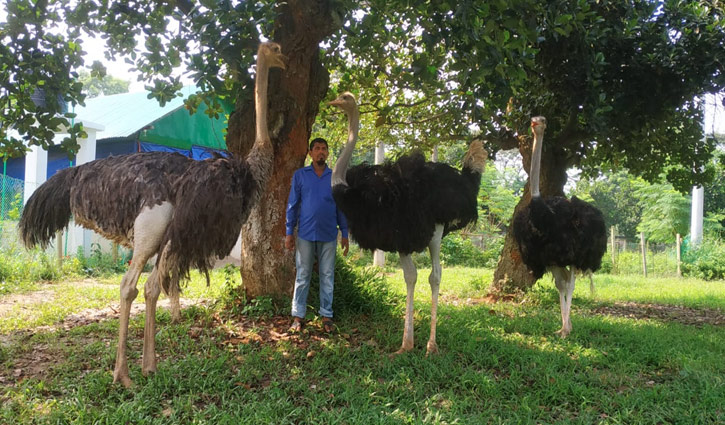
[309,137,329,167]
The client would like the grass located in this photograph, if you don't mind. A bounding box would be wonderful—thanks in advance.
[0,269,227,334]
[1,264,724,424]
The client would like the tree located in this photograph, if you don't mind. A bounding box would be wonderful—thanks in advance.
[76,69,130,98]
[571,171,644,241]
[3,0,724,297]
[635,181,691,244]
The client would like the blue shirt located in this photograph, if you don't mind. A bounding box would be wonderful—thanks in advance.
[286,165,348,242]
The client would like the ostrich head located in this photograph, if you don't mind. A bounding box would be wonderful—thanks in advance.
[328,92,358,114]
[531,116,547,136]
[258,41,287,71]
[330,92,360,187]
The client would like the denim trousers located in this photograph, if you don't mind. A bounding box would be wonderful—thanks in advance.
[291,238,337,319]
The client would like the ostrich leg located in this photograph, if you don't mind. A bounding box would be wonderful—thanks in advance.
[396,254,418,354]
[426,224,444,355]
[168,283,181,323]
[142,267,161,376]
[552,266,575,338]
[113,260,142,387]
[114,204,172,386]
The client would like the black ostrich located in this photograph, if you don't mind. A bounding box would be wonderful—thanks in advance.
[329,92,488,355]
[512,116,607,337]
[19,42,287,386]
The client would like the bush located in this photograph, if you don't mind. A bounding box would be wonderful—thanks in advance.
[75,243,129,276]
[682,237,725,280]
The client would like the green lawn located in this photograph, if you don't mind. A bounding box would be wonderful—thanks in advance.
[1,264,723,424]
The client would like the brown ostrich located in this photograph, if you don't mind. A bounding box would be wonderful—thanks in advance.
[19,41,287,386]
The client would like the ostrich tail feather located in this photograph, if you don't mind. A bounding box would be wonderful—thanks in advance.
[18,168,76,249]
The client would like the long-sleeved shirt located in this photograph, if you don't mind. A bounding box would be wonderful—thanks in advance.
[286,165,348,242]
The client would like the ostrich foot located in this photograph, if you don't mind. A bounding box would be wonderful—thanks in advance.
[555,326,572,338]
[390,343,414,357]
[112,368,133,388]
[426,341,439,356]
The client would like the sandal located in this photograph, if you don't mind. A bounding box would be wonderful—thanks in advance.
[322,317,334,333]
[289,317,303,333]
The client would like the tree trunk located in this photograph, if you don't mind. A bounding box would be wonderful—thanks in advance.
[491,136,570,293]
[225,1,340,298]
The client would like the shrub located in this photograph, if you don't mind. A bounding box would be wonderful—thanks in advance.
[682,237,725,280]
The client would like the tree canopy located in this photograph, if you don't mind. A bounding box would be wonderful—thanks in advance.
[3,0,724,187]
[2,0,725,292]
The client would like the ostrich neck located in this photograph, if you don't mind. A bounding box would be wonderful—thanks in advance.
[530,129,543,198]
[246,59,273,188]
[331,109,359,187]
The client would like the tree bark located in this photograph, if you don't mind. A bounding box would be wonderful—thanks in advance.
[225,1,340,298]
[491,135,570,293]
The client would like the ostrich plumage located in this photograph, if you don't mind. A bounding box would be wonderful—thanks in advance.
[18,41,287,387]
[329,92,487,355]
[512,116,607,337]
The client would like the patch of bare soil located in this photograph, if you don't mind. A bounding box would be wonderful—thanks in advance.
[0,295,205,385]
[0,290,56,316]
[208,313,364,353]
[592,302,725,327]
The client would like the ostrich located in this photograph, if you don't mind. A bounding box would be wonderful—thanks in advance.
[19,41,287,386]
[512,116,607,337]
[329,92,487,355]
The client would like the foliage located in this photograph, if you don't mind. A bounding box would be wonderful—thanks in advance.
[682,237,725,281]
[635,181,691,243]
[74,243,129,277]
[571,171,644,241]
[76,69,130,98]
[704,150,725,232]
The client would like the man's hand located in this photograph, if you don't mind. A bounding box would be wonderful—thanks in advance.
[341,237,350,257]
[285,235,295,251]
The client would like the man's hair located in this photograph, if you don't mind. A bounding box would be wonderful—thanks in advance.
[309,137,329,151]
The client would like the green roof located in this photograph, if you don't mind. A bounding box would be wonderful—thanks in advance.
[73,87,232,150]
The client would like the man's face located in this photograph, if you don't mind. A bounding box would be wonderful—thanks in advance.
[309,142,329,166]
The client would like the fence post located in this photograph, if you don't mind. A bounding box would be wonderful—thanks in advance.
[676,233,682,277]
[610,226,616,268]
[640,232,647,277]
[56,230,63,267]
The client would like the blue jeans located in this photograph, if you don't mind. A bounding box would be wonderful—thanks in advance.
[291,238,337,319]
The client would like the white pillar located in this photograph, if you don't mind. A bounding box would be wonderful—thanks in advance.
[373,142,386,268]
[69,128,99,256]
[690,185,704,246]
[23,145,48,204]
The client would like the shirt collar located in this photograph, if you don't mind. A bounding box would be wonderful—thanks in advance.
[304,164,331,176]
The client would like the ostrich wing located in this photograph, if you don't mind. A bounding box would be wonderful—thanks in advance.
[160,156,258,281]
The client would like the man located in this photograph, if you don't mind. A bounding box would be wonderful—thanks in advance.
[285,137,349,333]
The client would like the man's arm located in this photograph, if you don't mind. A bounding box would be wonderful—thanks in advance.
[285,172,301,250]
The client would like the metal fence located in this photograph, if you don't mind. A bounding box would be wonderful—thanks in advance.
[0,174,24,250]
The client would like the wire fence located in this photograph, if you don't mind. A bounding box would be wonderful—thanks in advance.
[0,174,24,250]
[606,231,685,278]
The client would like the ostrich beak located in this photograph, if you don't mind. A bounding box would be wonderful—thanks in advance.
[274,54,289,70]
[328,99,343,108]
